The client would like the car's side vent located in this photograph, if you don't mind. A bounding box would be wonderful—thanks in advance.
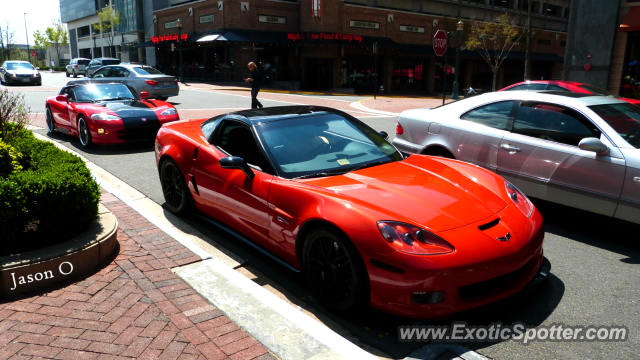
[478,218,500,231]
[189,174,200,195]
[370,258,405,274]
[192,147,199,160]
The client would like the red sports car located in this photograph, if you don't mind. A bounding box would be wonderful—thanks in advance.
[45,83,180,147]
[155,106,550,319]
[500,80,640,105]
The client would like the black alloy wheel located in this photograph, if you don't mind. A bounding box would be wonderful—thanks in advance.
[46,107,56,134]
[303,227,368,312]
[78,117,93,147]
[161,159,191,215]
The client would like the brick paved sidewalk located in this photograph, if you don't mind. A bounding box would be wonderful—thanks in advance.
[359,98,455,114]
[0,189,274,360]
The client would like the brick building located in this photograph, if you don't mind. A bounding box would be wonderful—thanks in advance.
[146,0,570,94]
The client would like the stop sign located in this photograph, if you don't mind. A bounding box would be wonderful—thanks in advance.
[31,51,36,58]
[433,30,448,57]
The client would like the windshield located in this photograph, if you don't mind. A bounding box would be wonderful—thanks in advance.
[6,63,34,70]
[589,103,640,149]
[256,113,403,179]
[102,59,121,66]
[579,85,621,98]
[133,66,164,75]
[72,84,135,102]
[77,59,90,65]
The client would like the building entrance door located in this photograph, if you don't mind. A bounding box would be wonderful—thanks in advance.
[304,59,333,91]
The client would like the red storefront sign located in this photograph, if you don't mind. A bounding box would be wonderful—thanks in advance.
[287,33,363,43]
[152,33,189,44]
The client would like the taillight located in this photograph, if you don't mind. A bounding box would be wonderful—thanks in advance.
[174,79,178,85]
[377,221,454,255]
[145,79,158,86]
[396,122,404,135]
[74,65,78,69]
[505,181,533,217]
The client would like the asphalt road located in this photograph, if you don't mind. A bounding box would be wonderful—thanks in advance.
[11,72,640,359]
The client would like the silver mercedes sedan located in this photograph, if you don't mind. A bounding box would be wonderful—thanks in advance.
[66,64,179,100]
[392,91,640,224]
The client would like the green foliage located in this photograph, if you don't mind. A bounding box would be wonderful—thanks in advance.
[0,140,23,176]
[93,6,121,49]
[45,19,69,64]
[0,90,31,144]
[0,128,101,251]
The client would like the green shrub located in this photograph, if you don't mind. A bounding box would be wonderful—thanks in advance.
[0,127,100,254]
[0,140,23,176]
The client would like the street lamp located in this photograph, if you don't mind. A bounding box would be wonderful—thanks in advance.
[24,13,30,64]
[92,32,97,59]
[177,18,184,84]
[451,20,464,100]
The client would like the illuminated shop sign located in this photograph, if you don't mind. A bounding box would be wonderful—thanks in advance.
[152,34,189,44]
[286,33,363,43]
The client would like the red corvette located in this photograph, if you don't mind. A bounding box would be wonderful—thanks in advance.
[500,80,640,106]
[155,106,550,319]
[45,83,180,147]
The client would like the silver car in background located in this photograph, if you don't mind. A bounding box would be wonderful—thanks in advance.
[66,58,90,77]
[393,91,640,224]
[67,64,179,100]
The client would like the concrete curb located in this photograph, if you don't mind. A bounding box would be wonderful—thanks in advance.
[0,205,118,297]
[350,99,401,116]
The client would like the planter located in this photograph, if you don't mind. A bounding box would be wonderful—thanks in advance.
[0,204,118,297]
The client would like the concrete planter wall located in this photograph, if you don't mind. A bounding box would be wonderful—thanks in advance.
[0,204,118,297]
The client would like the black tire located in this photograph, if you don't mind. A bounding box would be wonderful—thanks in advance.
[66,70,70,78]
[160,159,192,215]
[45,107,56,134]
[73,70,77,78]
[423,147,454,159]
[303,226,368,312]
[77,117,93,148]
[156,96,168,101]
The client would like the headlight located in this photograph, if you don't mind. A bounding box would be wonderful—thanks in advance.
[161,108,177,116]
[7,72,17,77]
[377,221,454,255]
[90,113,121,121]
[505,181,533,217]
[33,71,40,76]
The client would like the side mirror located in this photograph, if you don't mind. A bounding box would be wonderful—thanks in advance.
[55,94,68,103]
[379,131,389,140]
[219,156,255,179]
[36,67,40,70]
[140,91,150,99]
[579,137,608,154]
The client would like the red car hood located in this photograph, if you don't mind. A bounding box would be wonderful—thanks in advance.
[300,156,507,232]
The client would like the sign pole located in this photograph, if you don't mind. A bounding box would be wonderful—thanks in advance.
[442,32,448,105]
[373,42,378,100]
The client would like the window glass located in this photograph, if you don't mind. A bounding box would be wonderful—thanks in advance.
[256,113,402,179]
[77,59,90,65]
[133,66,164,75]
[460,101,516,130]
[589,103,640,149]
[504,84,528,91]
[71,84,135,102]
[214,121,263,169]
[514,102,600,146]
[528,83,548,90]
[92,68,110,78]
[6,62,35,70]
[110,67,130,78]
[102,59,121,66]
[201,116,224,141]
[547,84,569,91]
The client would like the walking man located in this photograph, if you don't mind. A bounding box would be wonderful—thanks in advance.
[50,59,55,72]
[244,62,263,109]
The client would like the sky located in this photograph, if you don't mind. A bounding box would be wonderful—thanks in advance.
[1,0,62,46]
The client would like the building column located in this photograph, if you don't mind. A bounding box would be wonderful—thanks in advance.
[428,57,436,94]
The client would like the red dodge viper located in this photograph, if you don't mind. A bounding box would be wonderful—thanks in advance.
[155,106,550,319]
[45,83,180,147]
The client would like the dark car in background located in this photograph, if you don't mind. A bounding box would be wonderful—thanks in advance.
[85,58,121,76]
[0,61,42,86]
[66,58,91,77]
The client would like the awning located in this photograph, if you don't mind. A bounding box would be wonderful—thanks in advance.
[620,7,640,32]
[396,44,563,62]
[197,34,221,42]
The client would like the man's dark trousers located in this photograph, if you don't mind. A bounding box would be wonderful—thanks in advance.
[251,87,263,109]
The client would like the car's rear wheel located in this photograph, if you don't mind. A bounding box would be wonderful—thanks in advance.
[161,159,192,215]
[157,96,168,101]
[78,117,93,147]
[303,227,368,312]
[423,147,454,159]
[46,107,56,134]
[73,70,77,78]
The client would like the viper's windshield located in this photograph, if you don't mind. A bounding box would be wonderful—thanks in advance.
[72,84,135,102]
[256,112,403,179]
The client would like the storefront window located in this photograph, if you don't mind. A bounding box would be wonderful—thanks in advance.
[341,56,383,93]
[621,32,640,97]
[392,59,425,92]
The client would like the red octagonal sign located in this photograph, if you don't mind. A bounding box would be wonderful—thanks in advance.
[433,30,448,57]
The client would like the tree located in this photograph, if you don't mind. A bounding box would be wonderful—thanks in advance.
[45,19,69,66]
[92,5,121,59]
[0,21,18,61]
[524,0,532,81]
[464,14,523,92]
[32,30,49,68]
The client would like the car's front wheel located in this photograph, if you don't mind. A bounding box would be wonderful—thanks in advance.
[66,70,70,77]
[161,159,192,215]
[77,117,93,147]
[73,70,77,78]
[303,227,368,312]
[46,107,56,134]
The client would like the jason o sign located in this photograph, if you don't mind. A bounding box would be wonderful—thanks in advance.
[9,261,74,291]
